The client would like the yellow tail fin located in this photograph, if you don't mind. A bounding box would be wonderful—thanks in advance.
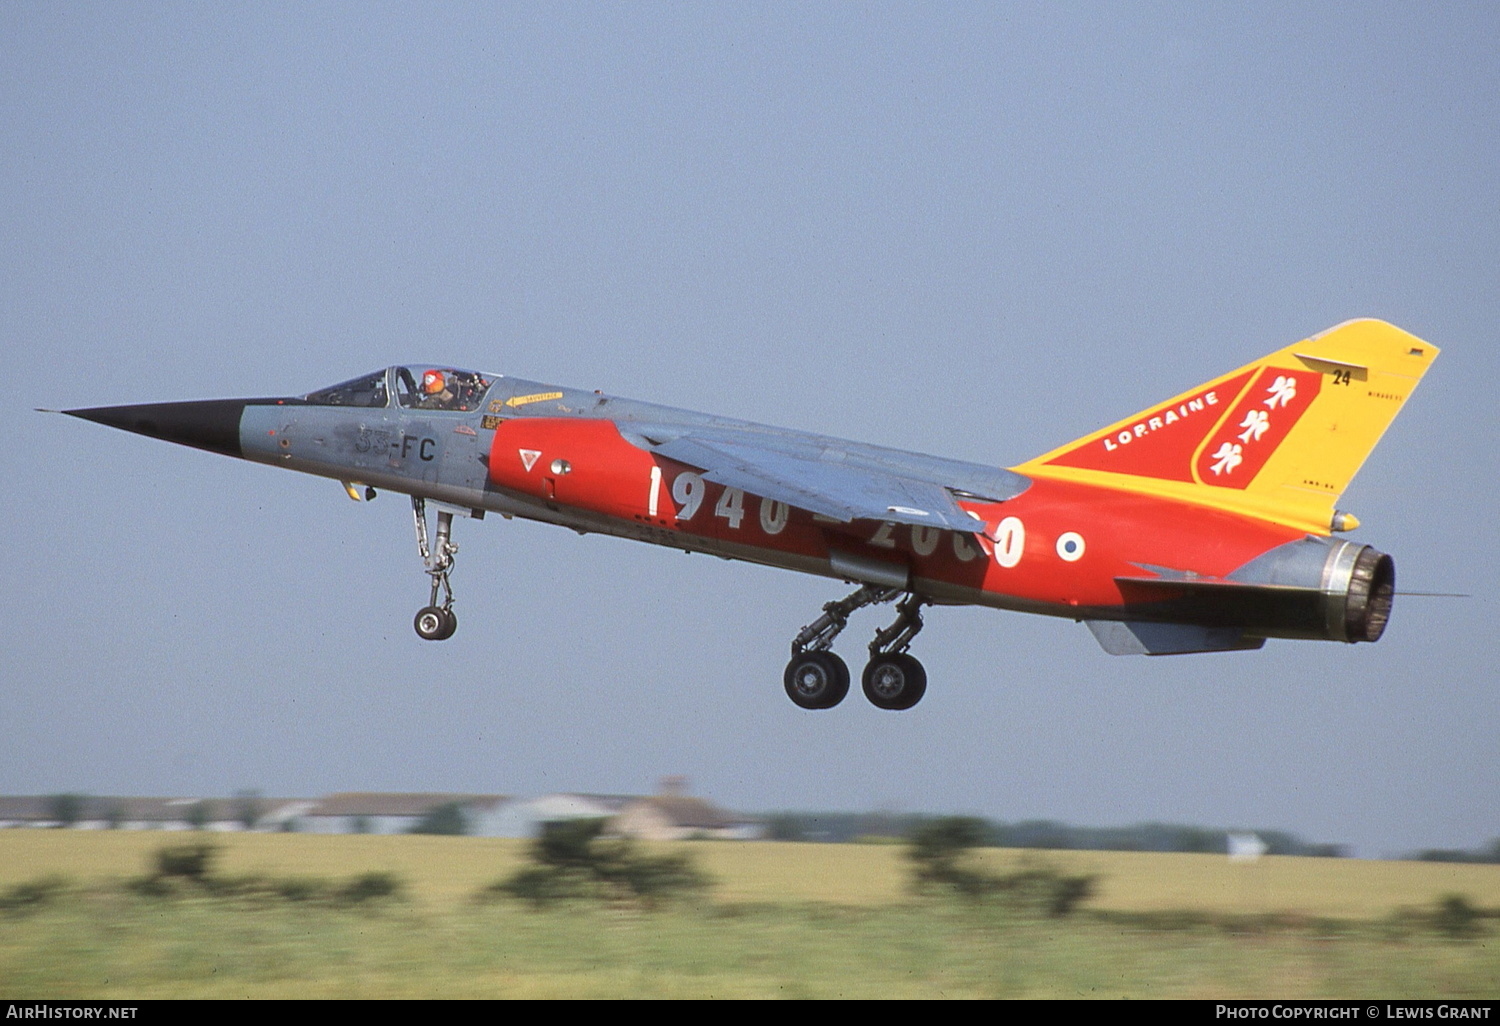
[1012,319,1440,533]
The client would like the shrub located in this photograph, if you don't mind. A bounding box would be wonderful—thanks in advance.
[183,801,212,831]
[276,877,333,903]
[491,866,593,906]
[126,874,175,898]
[46,794,86,828]
[131,842,403,909]
[154,841,218,881]
[992,864,1098,917]
[339,872,403,904]
[488,819,709,909]
[535,818,610,869]
[234,791,263,831]
[1434,894,1482,940]
[906,817,1096,916]
[596,848,709,909]
[0,877,69,915]
[906,817,997,898]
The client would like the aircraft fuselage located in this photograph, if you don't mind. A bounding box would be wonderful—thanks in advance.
[62,319,1438,709]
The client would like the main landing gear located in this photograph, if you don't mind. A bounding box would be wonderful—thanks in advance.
[784,584,930,711]
[412,497,458,640]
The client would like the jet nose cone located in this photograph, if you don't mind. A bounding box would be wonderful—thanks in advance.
[64,399,254,458]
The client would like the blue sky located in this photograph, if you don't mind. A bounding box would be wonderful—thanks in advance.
[2,3,1495,857]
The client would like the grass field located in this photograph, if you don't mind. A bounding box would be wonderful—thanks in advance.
[4,829,1499,916]
[1,831,1497,998]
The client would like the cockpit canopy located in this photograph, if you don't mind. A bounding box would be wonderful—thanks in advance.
[305,370,389,407]
[305,367,493,412]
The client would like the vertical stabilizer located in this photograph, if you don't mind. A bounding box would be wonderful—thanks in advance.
[1013,319,1440,532]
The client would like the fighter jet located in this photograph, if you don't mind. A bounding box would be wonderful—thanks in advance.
[59,318,1438,711]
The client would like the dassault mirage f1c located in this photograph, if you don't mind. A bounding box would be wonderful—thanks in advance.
[59,319,1438,711]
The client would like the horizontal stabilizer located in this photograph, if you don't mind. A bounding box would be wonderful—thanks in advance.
[1086,619,1265,656]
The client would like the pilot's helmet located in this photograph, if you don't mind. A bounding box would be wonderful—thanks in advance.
[421,370,446,395]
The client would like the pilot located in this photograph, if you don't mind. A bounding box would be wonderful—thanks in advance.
[420,369,454,409]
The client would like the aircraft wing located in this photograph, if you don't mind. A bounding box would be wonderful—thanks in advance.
[649,435,984,533]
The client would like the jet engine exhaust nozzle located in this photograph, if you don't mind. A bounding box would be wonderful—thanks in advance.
[1341,545,1395,644]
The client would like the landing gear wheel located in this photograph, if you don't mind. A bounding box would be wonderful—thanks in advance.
[783,651,850,710]
[414,605,456,641]
[862,653,927,710]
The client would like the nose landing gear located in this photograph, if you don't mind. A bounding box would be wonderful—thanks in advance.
[414,604,456,641]
[412,497,458,640]
[783,584,930,710]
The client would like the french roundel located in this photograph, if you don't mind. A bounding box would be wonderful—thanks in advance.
[1056,531,1085,562]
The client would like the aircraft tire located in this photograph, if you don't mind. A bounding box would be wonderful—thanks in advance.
[414,605,452,641]
[783,651,850,710]
[862,653,927,710]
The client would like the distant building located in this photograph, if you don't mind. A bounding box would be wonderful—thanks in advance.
[486,793,635,838]
[0,795,308,831]
[297,793,510,835]
[1228,832,1269,862]
[0,784,759,839]
[0,796,64,829]
[612,778,761,841]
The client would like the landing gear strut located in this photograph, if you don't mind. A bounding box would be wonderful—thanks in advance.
[784,584,895,709]
[862,593,928,711]
[783,584,930,710]
[412,497,458,641]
